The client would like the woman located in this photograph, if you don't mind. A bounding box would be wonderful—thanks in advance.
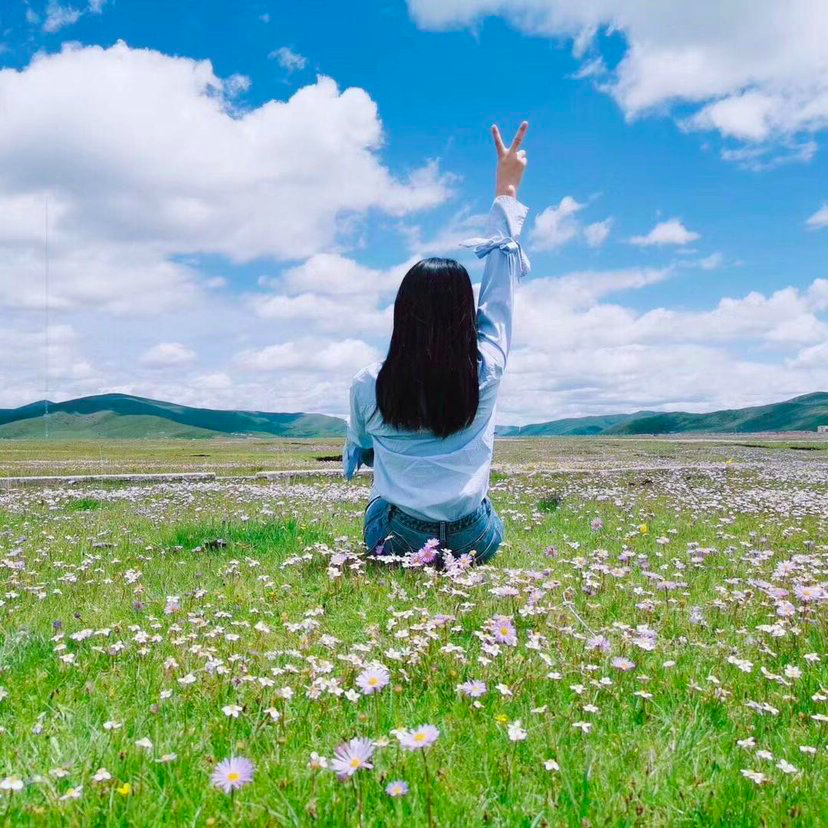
[343,121,530,565]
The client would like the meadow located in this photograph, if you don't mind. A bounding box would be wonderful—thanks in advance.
[0,436,827,826]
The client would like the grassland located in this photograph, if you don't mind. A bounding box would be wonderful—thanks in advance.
[0,437,826,826]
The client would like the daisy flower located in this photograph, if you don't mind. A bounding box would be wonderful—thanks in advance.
[356,664,390,695]
[211,757,254,793]
[386,780,409,798]
[457,680,487,698]
[491,616,517,647]
[330,738,375,779]
[397,724,439,751]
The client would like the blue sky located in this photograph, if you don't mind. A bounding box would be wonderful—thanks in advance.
[1,0,827,423]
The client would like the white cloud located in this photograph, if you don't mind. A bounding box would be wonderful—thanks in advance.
[0,43,449,313]
[530,196,584,250]
[807,203,828,229]
[584,218,613,248]
[696,252,724,271]
[141,342,197,367]
[42,0,107,33]
[495,273,828,424]
[407,0,828,156]
[630,219,700,247]
[236,338,381,374]
[269,46,308,72]
[43,2,83,33]
[528,197,613,251]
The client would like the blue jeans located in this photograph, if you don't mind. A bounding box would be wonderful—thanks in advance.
[363,496,504,565]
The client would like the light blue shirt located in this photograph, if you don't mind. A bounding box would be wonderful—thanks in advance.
[342,195,530,522]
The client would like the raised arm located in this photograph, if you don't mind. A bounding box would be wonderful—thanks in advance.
[463,122,530,378]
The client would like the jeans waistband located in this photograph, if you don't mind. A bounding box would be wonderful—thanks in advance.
[389,499,489,534]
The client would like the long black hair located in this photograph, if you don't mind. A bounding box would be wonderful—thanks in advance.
[376,257,479,438]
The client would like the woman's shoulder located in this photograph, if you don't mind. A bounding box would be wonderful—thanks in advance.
[351,361,382,396]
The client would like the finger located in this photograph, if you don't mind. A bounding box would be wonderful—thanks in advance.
[509,120,529,152]
[491,124,507,157]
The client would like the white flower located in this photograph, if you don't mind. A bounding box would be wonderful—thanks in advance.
[544,759,560,772]
[92,768,111,783]
[507,720,527,741]
[135,737,153,751]
[103,720,123,731]
[222,704,243,718]
[776,759,798,774]
[0,776,24,792]
[59,785,83,801]
[178,673,197,686]
[740,769,766,785]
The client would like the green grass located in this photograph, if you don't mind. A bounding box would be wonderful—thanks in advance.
[0,441,826,826]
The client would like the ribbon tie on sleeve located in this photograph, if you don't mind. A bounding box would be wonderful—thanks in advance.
[459,234,531,278]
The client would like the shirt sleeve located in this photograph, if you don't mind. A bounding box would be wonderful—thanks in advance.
[460,196,530,379]
[342,377,374,480]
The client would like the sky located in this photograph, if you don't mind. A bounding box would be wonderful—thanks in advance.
[1,0,827,425]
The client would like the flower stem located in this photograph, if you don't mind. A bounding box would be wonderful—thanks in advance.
[421,751,434,828]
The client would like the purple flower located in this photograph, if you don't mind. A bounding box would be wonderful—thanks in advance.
[397,724,439,751]
[586,634,612,653]
[410,539,441,566]
[356,664,390,695]
[386,780,409,798]
[457,680,487,698]
[330,738,375,779]
[211,757,254,793]
[591,517,604,531]
[491,616,517,647]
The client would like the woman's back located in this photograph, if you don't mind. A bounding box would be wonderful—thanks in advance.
[345,192,529,523]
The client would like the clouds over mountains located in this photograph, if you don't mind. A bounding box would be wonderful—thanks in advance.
[1,33,827,422]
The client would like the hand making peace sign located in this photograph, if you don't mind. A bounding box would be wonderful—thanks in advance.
[492,121,529,199]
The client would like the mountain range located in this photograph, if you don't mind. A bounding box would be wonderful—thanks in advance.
[495,392,828,436]
[0,392,826,440]
[0,394,345,439]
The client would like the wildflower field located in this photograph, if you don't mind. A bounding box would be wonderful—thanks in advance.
[1,436,827,826]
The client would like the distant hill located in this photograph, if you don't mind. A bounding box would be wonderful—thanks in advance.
[496,392,828,436]
[2,391,826,441]
[0,394,347,439]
